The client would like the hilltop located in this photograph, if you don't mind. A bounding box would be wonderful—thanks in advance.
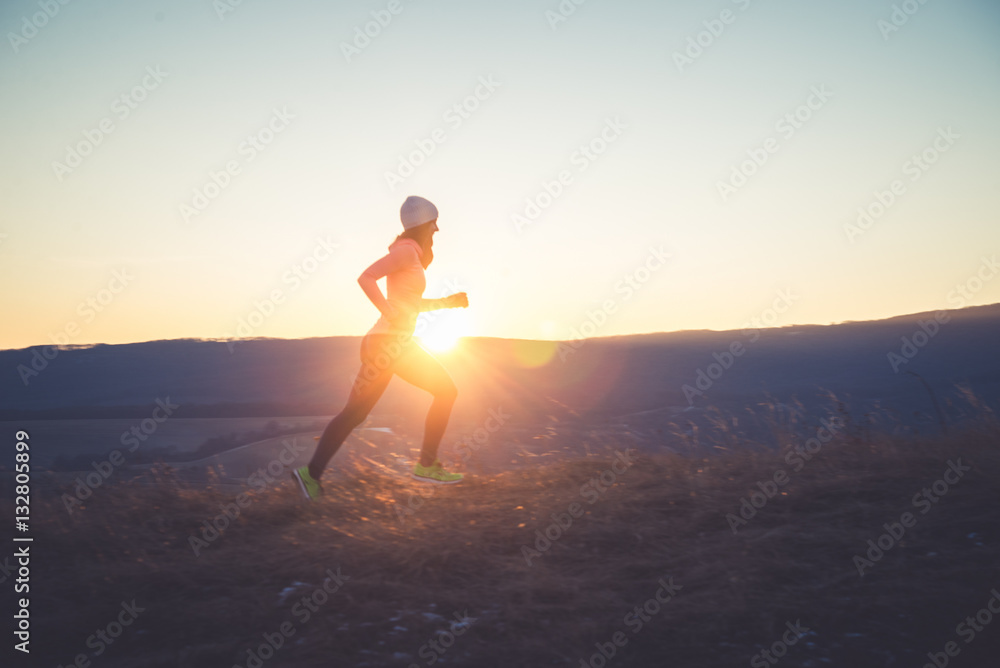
[10,402,1000,667]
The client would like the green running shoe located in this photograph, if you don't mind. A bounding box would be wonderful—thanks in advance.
[292,466,323,500]
[412,460,464,484]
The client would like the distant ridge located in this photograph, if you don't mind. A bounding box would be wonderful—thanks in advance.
[2,303,998,425]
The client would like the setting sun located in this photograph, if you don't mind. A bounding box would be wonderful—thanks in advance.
[420,330,461,352]
[418,310,470,351]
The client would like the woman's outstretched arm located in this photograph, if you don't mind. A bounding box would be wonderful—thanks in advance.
[417,297,442,312]
[418,293,468,312]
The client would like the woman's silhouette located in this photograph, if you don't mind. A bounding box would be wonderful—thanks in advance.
[293,196,468,498]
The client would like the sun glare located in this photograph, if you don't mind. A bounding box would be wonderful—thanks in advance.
[418,310,471,352]
[422,330,461,352]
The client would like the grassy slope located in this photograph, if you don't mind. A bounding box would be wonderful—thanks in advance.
[13,414,1000,668]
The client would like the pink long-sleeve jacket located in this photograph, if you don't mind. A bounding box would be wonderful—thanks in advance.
[359,238,426,337]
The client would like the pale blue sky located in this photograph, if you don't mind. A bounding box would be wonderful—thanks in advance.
[1,0,998,349]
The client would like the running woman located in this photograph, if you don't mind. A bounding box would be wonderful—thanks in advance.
[292,196,468,499]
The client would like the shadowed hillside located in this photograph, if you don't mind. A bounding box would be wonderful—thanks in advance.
[3,304,999,434]
[6,401,999,667]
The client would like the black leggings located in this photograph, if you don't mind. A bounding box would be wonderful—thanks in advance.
[308,333,458,479]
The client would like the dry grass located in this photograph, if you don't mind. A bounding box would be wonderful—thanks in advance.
[9,406,1000,668]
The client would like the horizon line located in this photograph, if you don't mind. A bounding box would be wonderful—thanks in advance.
[4,301,997,355]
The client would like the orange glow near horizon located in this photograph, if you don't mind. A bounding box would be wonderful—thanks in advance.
[420,330,461,352]
[2,3,999,352]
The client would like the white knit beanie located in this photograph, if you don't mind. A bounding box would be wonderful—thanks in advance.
[400,196,439,230]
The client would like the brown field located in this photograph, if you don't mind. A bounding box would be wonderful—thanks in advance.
[5,400,1000,668]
